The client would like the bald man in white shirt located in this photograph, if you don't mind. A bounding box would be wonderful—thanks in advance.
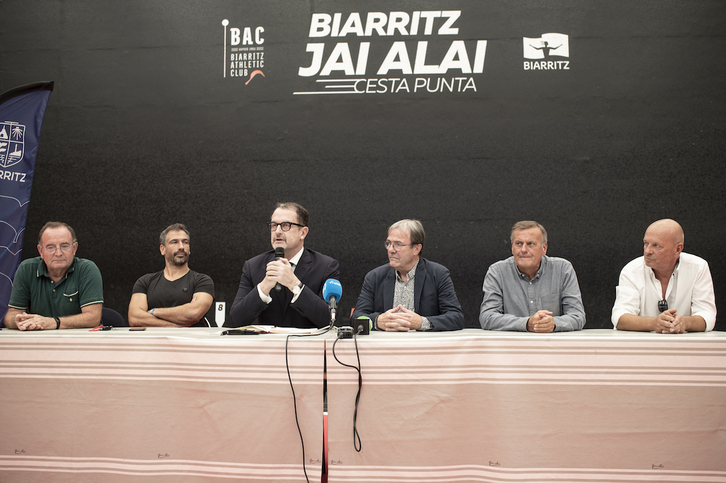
[611,219,716,333]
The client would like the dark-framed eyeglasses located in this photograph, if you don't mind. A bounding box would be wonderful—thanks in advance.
[658,299,668,313]
[268,221,305,232]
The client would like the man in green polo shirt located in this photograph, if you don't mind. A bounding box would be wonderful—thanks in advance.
[3,222,103,330]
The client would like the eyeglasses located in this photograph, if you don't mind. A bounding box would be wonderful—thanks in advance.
[385,241,411,251]
[268,222,305,232]
[44,244,73,254]
[658,299,668,313]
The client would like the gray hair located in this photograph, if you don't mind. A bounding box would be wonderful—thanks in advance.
[38,222,77,244]
[510,220,547,245]
[388,219,425,252]
[160,223,190,245]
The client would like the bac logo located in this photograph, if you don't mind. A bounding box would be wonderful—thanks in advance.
[221,19,266,82]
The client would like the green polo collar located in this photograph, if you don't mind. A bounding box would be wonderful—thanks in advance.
[35,256,77,279]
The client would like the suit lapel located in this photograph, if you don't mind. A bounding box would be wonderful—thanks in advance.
[383,268,395,310]
[294,248,312,286]
[279,248,310,315]
[413,259,426,313]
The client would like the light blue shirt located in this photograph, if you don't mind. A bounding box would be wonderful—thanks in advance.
[479,255,586,331]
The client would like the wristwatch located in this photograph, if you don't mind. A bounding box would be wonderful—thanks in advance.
[292,282,304,296]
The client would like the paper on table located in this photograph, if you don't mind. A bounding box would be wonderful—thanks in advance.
[223,325,324,335]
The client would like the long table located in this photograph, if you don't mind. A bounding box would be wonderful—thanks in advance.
[326,330,726,483]
[0,328,325,482]
[1,328,725,483]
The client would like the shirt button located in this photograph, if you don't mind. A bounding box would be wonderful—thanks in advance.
[530,300,534,304]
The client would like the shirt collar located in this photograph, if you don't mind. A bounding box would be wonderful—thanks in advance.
[514,255,547,280]
[37,256,76,278]
[396,263,417,283]
[288,246,304,267]
[648,256,681,280]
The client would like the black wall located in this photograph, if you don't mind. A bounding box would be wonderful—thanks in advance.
[2,0,724,329]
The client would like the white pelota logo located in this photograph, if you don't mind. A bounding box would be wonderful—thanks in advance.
[0,122,25,168]
[523,33,569,59]
[523,33,570,70]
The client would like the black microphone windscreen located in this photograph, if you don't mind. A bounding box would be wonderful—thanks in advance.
[274,247,285,292]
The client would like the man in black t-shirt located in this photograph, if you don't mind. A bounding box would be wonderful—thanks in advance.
[128,224,214,327]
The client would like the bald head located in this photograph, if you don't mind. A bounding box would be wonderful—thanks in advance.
[645,219,684,245]
[643,219,684,277]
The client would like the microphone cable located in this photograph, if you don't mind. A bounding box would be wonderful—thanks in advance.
[331,326,363,452]
[285,323,335,483]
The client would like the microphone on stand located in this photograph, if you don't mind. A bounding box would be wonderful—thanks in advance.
[322,279,342,325]
[274,247,285,293]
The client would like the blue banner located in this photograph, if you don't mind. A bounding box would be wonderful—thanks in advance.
[0,81,54,323]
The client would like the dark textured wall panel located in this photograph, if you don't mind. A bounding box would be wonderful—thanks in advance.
[1,0,724,329]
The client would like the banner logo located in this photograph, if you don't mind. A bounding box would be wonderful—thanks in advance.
[0,122,25,169]
[0,81,53,323]
[221,19,265,83]
[523,33,570,70]
[295,11,487,95]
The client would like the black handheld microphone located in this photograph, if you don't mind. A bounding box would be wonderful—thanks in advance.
[274,247,284,293]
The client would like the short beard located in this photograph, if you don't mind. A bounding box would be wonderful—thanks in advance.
[168,251,188,266]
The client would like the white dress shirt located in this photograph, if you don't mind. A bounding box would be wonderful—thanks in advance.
[611,252,716,331]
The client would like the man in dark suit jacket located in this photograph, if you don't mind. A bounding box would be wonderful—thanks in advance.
[226,203,340,329]
[351,219,464,331]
